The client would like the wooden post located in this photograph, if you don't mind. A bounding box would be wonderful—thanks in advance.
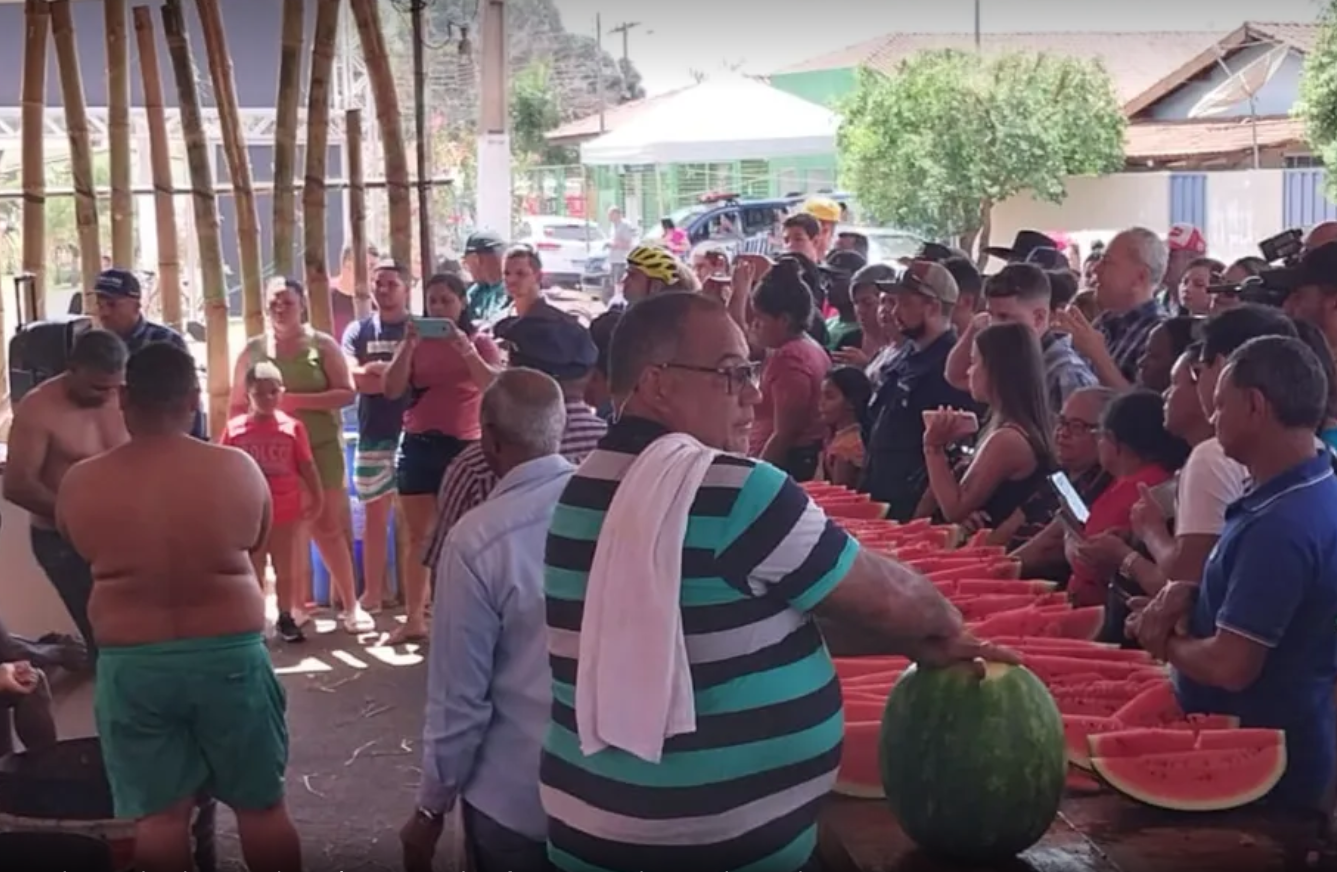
[106,0,133,267]
[21,0,48,319]
[50,0,102,318]
[303,0,339,335]
[162,0,229,438]
[347,108,371,319]
[272,0,304,279]
[132,5,183,333]
[350,0,412,269]
[195,0,264,339]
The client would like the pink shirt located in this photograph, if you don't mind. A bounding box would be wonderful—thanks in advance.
[749,335,831,457]
[221,411,313,525]
[403,335,502,438]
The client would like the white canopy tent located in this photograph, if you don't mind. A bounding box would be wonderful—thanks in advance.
[579,76,841,166]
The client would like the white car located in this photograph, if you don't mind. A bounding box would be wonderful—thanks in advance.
[515,216,606,289]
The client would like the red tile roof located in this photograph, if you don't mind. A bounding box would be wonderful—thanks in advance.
[1123,116,1307,162]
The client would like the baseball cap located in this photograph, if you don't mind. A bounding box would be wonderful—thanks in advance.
[1167,223,1207,255]
[94,268,141,299]
[1257,241,1337,294]
[464,230,506,255]
[494,309,597,381]
[875,259,960,305]
[801,197,842,224]
[818,249,868,278]
[851,263,899,288]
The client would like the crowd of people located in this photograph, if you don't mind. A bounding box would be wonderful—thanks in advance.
[3,199,1337,871]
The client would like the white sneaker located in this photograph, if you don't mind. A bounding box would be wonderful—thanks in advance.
[290,608,313,628]
[343,606,376,634]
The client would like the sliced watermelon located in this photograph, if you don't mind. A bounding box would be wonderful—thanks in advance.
[835,720,884,798]
[973,606,1105,641]
[928,559,1020,582]
[1092,745,1287,811]
[1063,714,1119,769]
[1050,691,1136,719]
[1066,769,1103,793]
[1088,728,1283,759]
[826,501,892,520]
[954,594,1048,622]
[949,579,1057,596]
[1019,653,1148,683]
[843,697,888,723]
[833,657,906,679]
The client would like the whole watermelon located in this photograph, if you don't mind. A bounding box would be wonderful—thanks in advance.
[880,661,1065,863]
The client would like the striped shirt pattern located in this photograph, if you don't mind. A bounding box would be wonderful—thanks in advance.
[1093,299,1165,384]
[422,401,608,568]
[540,416,860,872]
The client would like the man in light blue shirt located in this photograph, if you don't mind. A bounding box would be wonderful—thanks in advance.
[400,367,571,872]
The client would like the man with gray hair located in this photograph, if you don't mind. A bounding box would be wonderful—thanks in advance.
[1054,225,1167,390]
[401,367,571,872]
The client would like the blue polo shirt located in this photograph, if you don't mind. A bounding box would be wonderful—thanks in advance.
[1174,452,1337,812]
[122,317,207,441]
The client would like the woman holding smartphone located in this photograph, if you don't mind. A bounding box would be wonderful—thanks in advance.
[382,272,501,644]
[921,322,1054,538]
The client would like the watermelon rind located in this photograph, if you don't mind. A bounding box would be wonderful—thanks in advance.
[880,662,1066,862]
[1091,745,1287,812]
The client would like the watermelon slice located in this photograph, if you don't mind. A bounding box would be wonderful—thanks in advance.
[950,579,1057,596]
[1092,744,1287,811]
[1088,728,1283,759]
[954,594,1048,621]
[1063,714,1119,769]
[826,501,892,520]
[972,606,1105,641]
[834,657,906,679]
[843,696,888,723]
[1020,654,1148,683]
[835,720,884,798]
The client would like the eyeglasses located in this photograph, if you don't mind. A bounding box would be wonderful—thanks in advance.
[660,361,762,395]
[1055,416,1099,436]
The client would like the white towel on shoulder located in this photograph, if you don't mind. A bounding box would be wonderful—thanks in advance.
[575,432,719,763]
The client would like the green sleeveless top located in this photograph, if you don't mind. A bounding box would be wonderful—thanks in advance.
[247,330,345,489]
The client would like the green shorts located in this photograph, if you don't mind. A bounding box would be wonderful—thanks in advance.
[94,632,288,820]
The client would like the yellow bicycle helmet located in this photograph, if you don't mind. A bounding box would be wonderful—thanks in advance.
[626,244,681,284]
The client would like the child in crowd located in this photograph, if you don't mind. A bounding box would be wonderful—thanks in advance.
[818,365,872,487]
[220,361,324,644]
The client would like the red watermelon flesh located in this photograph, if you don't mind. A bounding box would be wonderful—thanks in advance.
[988,636,1119,651]
[833,657,906,679]
[1089,728,1283,759]
[826,501,892,520]
[1063,714,1120,769]
[1020,654,1148,683]
[950,579,1058,596]
[1091,745,1287,811]
[972,606,1105,641]
[928,560,1020,582]
[843,697,887,723]
[1049,678,1156,699]
[841,668,906,687]
[1111,683,1181,726]
[1052,694,1129,719]
[835,720,884,799]
[954,594,1049,621]
[1066,770,1103,792]
[1006,645,1153,664]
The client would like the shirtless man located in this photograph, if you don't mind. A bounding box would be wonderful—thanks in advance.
[55,343,300,872]
[4,329,129,662]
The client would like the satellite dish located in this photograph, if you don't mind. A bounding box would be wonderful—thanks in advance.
[1188,44,1290,119]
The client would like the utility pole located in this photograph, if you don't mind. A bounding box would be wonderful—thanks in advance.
[477,0,511,237]
[595,13,605,133]
[410,0,432,278]
[974,0,981,50]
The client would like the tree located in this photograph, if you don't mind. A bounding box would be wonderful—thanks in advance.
[510,61,577,164]
[838,51,1125,250]
[1299,1,1337,195]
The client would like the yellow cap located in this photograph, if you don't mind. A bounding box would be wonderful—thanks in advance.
[802,197,842,224]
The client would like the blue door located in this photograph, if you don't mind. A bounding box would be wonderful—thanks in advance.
[1169,173,1207,233]
[1283,169,1337,229]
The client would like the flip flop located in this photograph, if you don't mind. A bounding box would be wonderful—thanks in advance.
[384,626,428,646]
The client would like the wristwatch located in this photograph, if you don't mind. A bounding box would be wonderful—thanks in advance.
[416,806,446,824]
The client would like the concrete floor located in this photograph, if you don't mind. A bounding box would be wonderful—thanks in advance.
[51,613,451,871]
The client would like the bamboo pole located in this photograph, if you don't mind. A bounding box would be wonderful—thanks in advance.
[50,0,102,319]
[132,5,182,333]
[162,0,229,438]
[106,0,133,267]
[195,0,264,339]
[303,0,339,335]
[272,0,304,279]
[21,0,49,319]
[347,108,371,319]
[350,0,411,269]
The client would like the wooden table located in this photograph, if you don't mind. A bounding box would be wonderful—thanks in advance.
[818,792,1330,871]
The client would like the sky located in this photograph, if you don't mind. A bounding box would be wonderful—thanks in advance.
[552,0,1326,94]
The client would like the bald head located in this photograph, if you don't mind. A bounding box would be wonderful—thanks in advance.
[479,368,565,462]
[1307,222,1337,253]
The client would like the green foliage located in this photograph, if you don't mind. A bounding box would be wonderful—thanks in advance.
[510,62,578,165]
[837,51,1125,240]
[1299,1,1337,196]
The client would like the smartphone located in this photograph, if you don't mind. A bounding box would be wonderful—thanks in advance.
[1048,471,1090,536]
[416,318,455,339]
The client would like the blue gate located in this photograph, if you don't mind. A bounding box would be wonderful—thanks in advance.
[1283,169,1337,228]
[1169,173,1208,232]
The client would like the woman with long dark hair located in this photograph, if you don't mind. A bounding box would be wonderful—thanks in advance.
[382,272,501,644]
[747,258,832,480]
[922,321,1054,529]
[818,365,872,487]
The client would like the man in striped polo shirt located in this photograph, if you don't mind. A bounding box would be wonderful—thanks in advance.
[541,292,1010,872]
[422,305,606,570]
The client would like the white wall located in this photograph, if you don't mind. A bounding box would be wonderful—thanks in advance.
[990,170,1285,265]
[0,497,77,639]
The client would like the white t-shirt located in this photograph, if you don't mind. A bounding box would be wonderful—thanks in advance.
[1175,437,1249,537]
[608,220,637,264]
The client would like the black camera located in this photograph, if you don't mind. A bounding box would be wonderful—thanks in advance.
[1259,228,1303,266]
[1205,275,1289,308]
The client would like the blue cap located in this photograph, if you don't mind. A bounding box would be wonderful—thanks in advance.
[94,268,141,299]
[495,308,597,381]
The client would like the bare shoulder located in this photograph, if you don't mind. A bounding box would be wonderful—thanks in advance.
[206,440,264,477]
[310,330,342,357]
[60,447,115,496]
[13,378,59,417]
